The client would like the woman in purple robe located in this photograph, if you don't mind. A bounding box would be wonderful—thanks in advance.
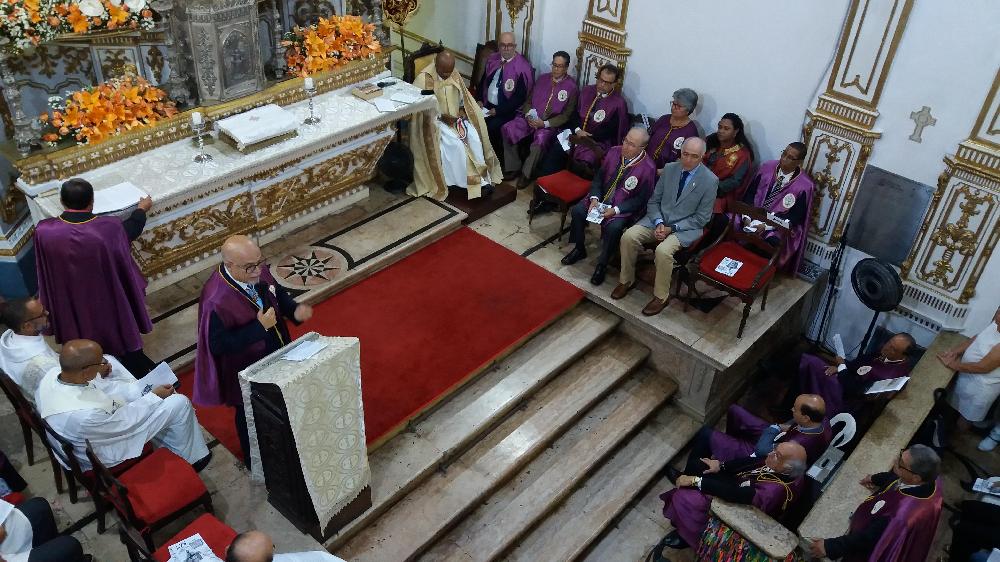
[647,88,700,170]
[810,445,943,562]
[737,141,815,274]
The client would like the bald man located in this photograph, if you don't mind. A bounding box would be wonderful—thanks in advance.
[194,235,312,467]
[35,339,210,471]
[225,530,346,561]
[411,51,502,199]
[477,31,534,168]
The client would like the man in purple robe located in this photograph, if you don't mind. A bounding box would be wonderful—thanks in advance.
[478,31,534,166]
[659,441,808,550]
[809,445,943,562]
[738,141,815,274]
[560,127,657,286]
[34,178,155,377]
[647,88,701,170]
[668,394,831,481]
[798,333,916,417]
[194,235,313,467]
[500,50,578,189]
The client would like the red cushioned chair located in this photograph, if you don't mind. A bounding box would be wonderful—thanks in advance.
[85,440,213,551]
[0,370,66,495]
[116,512,236,562]
[531,169,591,240]
[687,201,786,338]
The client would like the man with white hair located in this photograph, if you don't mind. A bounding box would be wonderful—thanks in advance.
[615,136,717,316]
[561,127,657,286]
[478,31,534,165]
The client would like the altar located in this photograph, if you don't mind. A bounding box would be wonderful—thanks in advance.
[15,61,440,291]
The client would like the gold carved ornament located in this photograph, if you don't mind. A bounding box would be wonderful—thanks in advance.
[900,166,953,279]
[382,0,419,27]
[807,137,852,235]
[1,188,25,223]
[505,0,529,22]
[918,184,996,290]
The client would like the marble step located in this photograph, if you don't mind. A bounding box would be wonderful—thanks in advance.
[335,333,650,561]
[423,368,678,561]
[506,405,700,562]
[324,303,621,550]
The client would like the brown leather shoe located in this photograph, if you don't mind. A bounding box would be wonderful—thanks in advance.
[641,296,669,316]
[610,281,636,300]
[516,175,532,190]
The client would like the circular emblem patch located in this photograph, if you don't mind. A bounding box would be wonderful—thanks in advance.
[624,176,638,191]
[557,89,569,102]
[782,193,797,210]
[857,365,873,376]
[504,78,515,92]
[673,136,685,150]
[593,109,607,123]
[871,500,886,515]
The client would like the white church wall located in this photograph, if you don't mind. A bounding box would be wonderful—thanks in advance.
[387,0,488,79]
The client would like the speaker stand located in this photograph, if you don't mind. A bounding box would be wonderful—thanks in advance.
[812,220,851,352]
[860,310,881,359]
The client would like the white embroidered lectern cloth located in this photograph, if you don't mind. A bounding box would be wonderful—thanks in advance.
[238,333,369,529]
[215,104,299,150]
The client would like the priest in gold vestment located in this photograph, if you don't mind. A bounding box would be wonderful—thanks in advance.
[409,51,502,199]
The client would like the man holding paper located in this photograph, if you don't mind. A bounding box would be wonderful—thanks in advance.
[194,235,312,467]
[36,339,210,471]
[34,178,156,377]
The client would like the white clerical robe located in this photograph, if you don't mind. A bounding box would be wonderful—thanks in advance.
[0,499,31,562]
[275,552,348,562]
[36,361,209,470]
[0,330,58,402]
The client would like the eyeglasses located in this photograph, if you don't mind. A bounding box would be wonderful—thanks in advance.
[499,42,516,49]
[895,449,917,475]
[240,259,267,273]
[22,310,49,324]
[551,62,569,68]
[780,149,804,161]
[81,358,110,371]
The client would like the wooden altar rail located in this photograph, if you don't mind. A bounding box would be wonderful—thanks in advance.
[704,331,965,561]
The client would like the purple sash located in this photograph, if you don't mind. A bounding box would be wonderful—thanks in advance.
[648,118,699,168]
[572,86,629,167]
[501,73,578,148]
[596,146,657,233]
[741,159,815,273]
[481,53,534,104]
[844,478,943,562]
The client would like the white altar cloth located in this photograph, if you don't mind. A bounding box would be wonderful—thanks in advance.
[215,104,298,150]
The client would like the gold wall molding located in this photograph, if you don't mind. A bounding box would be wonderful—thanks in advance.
[485,0,536,57]
[573,0,632,87]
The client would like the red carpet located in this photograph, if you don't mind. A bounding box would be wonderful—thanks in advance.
[184,227,582,454]
[177,370,242,457]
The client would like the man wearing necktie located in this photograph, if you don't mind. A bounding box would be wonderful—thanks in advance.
[615,137,717,316]
[193,235,313,467]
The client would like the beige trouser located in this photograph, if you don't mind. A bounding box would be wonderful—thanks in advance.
[503,140,543,177]
[619,225,683,300]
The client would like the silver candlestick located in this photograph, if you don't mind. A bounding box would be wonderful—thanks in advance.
[192,122,213,163]
[303,86,321,125]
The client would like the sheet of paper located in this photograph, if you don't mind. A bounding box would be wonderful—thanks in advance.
[281,339,329,362]
[167,532,222,561]
[715,257,743,277]
[558,128,572,151]
[390,91,422,104]
[833,333,846,359]
[137,362,179,395]
[586,203,610,224]
[865,376,910,395]
[526,108,539,120]
[372,98,398,113]
[93,182,148,214]
[973,477,1000,495]
[0,498,14,522]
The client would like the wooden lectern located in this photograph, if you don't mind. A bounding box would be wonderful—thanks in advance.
[239,333,371,542]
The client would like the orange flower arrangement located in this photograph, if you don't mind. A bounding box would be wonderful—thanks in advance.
[282,15,382,77]
[1,0,154,52]
[40,74,177,146]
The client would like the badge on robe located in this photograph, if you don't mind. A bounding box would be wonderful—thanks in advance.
[504,78,515,93]
[673,136,685,150]
[857,365,873,376]
[594,109,606,123]
[740,480,752,488]
[557,89,569,102]
[782,193,797,210]
[624,176,638,191]
[871,499,886,514]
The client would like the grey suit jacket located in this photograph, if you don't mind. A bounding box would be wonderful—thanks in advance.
[637,162,718,247]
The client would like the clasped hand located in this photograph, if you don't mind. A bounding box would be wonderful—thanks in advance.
[654,223,671,241]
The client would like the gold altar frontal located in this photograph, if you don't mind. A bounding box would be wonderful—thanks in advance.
[16,57,438,292]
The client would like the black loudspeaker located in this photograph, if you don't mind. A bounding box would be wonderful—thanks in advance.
[850,258,903,354]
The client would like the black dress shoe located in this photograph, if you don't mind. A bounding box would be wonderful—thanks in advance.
[663,530,689,550]
[590,264,607,286]
[663,465,682,485]
[562,247,587,265]
[481,184,495,198]
[527,199,557,216]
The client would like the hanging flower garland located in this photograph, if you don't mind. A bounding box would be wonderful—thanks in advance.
[282,15,382,77]
[39,73,177,146]
[0,0,154,53]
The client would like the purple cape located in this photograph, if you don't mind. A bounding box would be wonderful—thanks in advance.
[572,85,629,167]
[480,52,535,105]
[595,146,657,233]
[194,266,288,407]
[742,160,816,273]
[660,464,804,546]
[35,215,151,356]
[799,354,913,417]
[843,478,943,562]
[648,118,699,169]
[501,73,578,150]
[710,404,832,464]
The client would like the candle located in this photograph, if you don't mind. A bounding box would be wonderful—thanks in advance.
[191,111,203,126]
[304,77,315,90]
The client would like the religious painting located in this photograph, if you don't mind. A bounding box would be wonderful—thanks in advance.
[222,30,255,88]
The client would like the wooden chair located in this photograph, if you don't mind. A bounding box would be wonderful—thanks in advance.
[687,201,786,338]
[118,513,236,562]
[0,369,65,493]
[530,170,591,240]
[85,440,213,551]
[469,40,498,96]
[403,41,445,84]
